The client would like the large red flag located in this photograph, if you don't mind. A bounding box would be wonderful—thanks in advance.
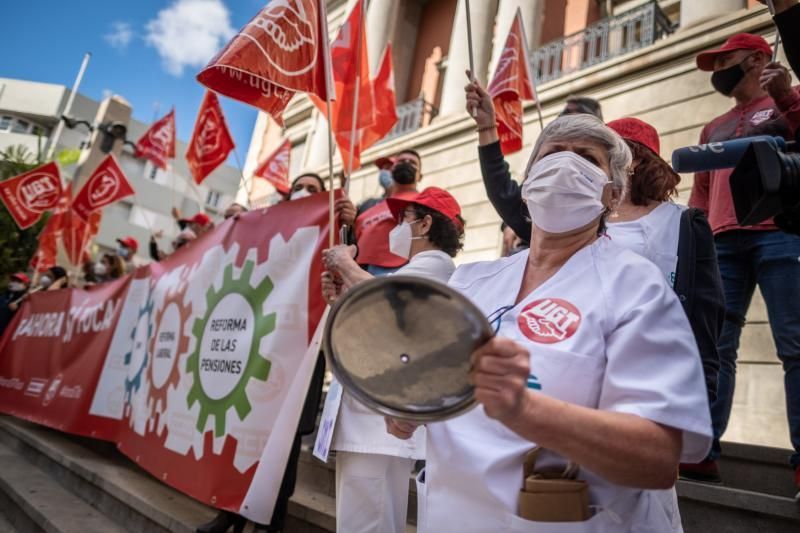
[487,10,537,155]
[254,139,291,194]
[135,109,176,170]
[186,91,236,184]
[361,43,398,149]
[72,155,135,221]
[197,0,333,125]
[30,190,71,272]
[310,0,374,172]
[0,162,63,230]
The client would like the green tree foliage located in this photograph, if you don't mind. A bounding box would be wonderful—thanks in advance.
[0,145,50,286]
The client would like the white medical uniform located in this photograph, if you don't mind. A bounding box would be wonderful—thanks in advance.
[606,202,685,287]
[419,238,712,532]
[335,249,455,533]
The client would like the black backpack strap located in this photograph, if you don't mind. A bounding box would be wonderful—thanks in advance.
[675,208,696,314]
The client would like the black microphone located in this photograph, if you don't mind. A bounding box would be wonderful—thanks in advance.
[671,136,790,173]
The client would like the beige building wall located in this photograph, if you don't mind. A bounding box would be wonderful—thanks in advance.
[244,2,795,450]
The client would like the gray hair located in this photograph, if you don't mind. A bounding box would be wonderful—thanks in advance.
[524,114,631,190]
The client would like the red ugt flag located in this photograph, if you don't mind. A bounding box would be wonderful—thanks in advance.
[310,0,374,172]
[186,91,236,184]
[254,139,291,194]
[72,154,135,221]
[30,190,71,272]
[197,0,333,125]
[0,162,63,230]
[361,43,398,149]
[135,108,176,170]
[487,10,537,155]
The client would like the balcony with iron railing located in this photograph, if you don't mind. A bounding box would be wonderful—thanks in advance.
[530,0,675,85]
[380,1,674,144]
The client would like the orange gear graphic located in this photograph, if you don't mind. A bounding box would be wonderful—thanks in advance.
[146,282,192,422]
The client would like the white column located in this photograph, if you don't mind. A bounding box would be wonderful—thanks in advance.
[438,0,499,116]
[680,0,747,28]
[366,0,400,74]
[488,0,543,77]
[304,110,331,171]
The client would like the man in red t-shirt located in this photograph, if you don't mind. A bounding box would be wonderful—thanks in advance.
[683,29,800,492]
[337,149,423,276]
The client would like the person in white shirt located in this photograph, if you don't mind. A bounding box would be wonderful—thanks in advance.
[387,113,712,532]
[321,186,465,533]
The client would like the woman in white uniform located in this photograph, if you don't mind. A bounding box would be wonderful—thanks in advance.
[322,187,466,533]
[388,114,712,532]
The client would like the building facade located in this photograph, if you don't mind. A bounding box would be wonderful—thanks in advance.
[242,0,795,450]
[0,77,241,261]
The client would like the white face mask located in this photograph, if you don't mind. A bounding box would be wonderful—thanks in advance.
[522,151,611,234]
[39,275,52,288]
[8,282,25,292]
[290,189,312,201]
[388,220,423,259]
[117,246,130,259]
[93,263,108,276]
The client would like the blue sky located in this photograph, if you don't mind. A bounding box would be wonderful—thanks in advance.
[1,0,268,166]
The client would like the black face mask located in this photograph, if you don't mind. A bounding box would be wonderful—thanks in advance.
[711,60,749,96]
[392,162,418,185]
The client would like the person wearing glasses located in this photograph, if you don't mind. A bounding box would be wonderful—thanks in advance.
[386,111,712,532]
[320,186,465,533]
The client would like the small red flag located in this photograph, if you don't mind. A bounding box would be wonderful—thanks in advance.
[30,190,71,272]
[310,0,374,172]
[63,209,102,266]
[186,91,236,184]
[0,162,63,230]
[361,43,398,149]
[487,10,537,155]
[134,108,176,170]
[197,0,333,125]
[254,139,291,194]
[72,154,135,221]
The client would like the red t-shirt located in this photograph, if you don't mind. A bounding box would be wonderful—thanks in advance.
[688,86,800,235]
[354,190,418,268]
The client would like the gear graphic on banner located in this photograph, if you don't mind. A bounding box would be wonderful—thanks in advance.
[124,297,154,407]
[186,259,276,436]
[146,283,192,426]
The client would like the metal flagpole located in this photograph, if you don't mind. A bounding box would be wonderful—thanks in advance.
[321,0,337,247]
[465,0,478,118]
[517,8,545,131]
[765,0,782,62]
[47,53,91,161]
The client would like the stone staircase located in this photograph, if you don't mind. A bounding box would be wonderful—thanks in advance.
[0,413,797,532]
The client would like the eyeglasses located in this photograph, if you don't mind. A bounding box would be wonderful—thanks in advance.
[487,305,514,335]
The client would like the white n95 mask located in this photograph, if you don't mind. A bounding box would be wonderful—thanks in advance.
[388,220,422,259]
[522,151,611,233]
[290,189,312,201]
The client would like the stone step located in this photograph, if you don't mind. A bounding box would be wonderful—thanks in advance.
[0,440,128,533]
[0,511,19,533]
[716,441,796,499]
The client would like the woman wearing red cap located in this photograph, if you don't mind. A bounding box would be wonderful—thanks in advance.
[319,187,465,533]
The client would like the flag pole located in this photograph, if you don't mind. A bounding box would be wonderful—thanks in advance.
[321,0,337,247]
[465,0,478,118]
[517,8,545,131]
[765,0,782,61]
[232,149,254,209]
[345,0,367,195]
[47,53,91,161]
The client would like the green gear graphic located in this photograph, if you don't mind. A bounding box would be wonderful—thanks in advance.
[186,260,276,436]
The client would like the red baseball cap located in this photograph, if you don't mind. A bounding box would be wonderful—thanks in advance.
[386,187,464,231]
[607,117,660,156]
[179,212,212,227]
[11,272,30,285]
[696,33,773,71]
[117,236,139,253]
[374,156,395,170]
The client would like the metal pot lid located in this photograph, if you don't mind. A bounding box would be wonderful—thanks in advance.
[324,275,493,422]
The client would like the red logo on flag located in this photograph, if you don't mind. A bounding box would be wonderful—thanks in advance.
[135,109,176,170]
[197,0,332,124]
[518,298,581,344]
[72,155,135,221]
[487,11,537,155]
[0,162,63,229]
[186,91,235,184]
[254,139,291,194]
